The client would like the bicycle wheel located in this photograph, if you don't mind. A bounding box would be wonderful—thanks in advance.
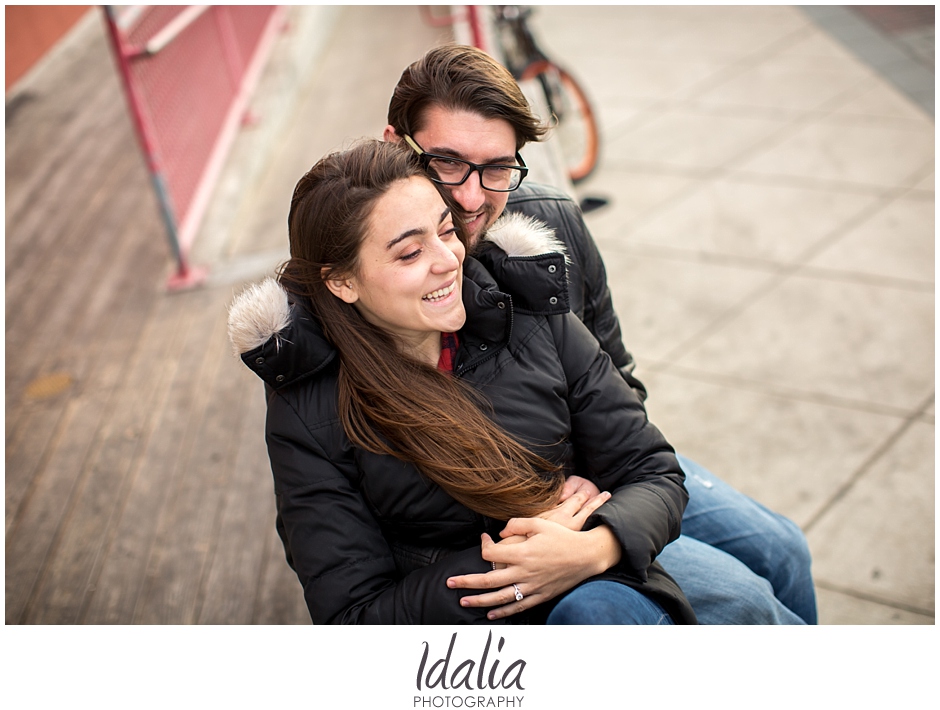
[521,59,600,183]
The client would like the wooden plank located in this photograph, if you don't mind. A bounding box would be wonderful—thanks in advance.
[79,289,221,623]
[5,105,132,287]
[196,371,275,623]
[5,137,140,334]
[5,13,127,233]
[5,152,156,402]
[5,155,164,540]
[6,197,171,623]
[21,236,182,623]
[5,72,129,240]
[5,123,147,328]
[5,387,112,623]
[132,294,250,623]
[4,403,68,537]
[254,525,311,625]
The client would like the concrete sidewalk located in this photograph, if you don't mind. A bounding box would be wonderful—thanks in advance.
[536,5,934,624]
[203,5,933,624]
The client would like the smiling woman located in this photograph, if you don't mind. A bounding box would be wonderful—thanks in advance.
[323,176,467,365]
[227,139,695,625]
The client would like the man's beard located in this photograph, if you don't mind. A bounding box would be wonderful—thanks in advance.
[463,204,499,255]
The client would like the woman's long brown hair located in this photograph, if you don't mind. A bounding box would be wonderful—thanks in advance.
[280,140,562,520]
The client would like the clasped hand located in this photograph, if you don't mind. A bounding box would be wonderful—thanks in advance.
[446,476,619,620]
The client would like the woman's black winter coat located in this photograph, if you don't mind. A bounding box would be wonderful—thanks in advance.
[227,214,696,625]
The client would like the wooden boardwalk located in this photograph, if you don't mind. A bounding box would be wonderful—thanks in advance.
[6,5,449,625]
[5,13,305,621]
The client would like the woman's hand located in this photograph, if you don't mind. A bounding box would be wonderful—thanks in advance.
[490,483,609,568]
[446,518,622,620]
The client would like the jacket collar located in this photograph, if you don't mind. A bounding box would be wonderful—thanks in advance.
[227,278,336,390]
[474,212,570,316]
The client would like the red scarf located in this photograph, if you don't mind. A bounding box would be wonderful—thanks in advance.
[437,332,459,372]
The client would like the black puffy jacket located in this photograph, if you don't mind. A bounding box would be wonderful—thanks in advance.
[227,214,694,624]
[507,182,647,400]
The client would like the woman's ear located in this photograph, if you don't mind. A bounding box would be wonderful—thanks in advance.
[383,125,401,143]
[322,267,359,304]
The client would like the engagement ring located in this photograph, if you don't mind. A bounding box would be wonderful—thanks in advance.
[513,584,524,602]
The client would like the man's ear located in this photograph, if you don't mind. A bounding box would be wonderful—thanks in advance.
[322,268,359,304]
[383,125,402,143]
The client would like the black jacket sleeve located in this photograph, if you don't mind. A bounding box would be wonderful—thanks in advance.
[265,391,497,625]
[507,183,647,400]
[547,312,686,581]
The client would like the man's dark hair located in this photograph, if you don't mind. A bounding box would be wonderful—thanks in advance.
[387,44,548,151]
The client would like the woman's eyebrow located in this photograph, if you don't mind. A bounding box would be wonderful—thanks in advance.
[385,208,452,250]
[386,228,424,250]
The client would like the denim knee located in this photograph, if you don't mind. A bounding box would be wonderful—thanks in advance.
[546,581,673,625]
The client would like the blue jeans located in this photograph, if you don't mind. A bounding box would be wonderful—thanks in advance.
[546,581,674,625]
[658,455,818,625]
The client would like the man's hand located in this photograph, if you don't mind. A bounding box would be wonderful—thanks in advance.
[558,475,600,502]
[539,488,610,531]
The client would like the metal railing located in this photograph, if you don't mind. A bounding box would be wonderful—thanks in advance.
[103,5,285,290]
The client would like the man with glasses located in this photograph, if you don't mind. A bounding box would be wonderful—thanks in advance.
[402,134,529,192]
[381,44,817,625]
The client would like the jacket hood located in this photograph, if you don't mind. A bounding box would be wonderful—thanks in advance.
[227,213,567,358]
[481,212,569,264]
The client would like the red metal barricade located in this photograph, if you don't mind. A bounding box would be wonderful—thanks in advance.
[103,5,284,289]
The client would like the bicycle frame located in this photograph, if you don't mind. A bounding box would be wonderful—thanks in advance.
[492,5,549,78]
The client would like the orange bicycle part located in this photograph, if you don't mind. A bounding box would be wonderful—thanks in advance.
[521,59,600,183]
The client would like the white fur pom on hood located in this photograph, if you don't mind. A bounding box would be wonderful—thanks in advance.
[482,212,569,264]
[227,277,291,356]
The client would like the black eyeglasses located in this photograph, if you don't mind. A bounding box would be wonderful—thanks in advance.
[403,135,528,192]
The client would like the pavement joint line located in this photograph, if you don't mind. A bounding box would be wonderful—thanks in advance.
[715,169,924,197]
[603,77,872,238]
[14,392,115,624]
[787,160,938,271]
[900,159,936,192]
[790,187,913,267]
[612,241,934,294]
[654,213,932,373]
[4,397,83,553]
[787,265,933,294]
[616,242,789,275]
[814,579,935,618]
[677,23,818,103]
[656,264,792,365]
[709,76,873,174]
[591,162,928,201]
[603,23,817,146]
[638,361,922,422]
[801,389,935,533]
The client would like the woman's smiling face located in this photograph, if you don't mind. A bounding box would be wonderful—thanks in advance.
[327,176,466,363]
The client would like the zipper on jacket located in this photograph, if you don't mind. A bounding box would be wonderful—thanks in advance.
[454,303,513,378]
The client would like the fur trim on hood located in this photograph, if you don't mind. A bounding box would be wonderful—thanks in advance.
[228,278,291,356]
[482,212,569,264]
